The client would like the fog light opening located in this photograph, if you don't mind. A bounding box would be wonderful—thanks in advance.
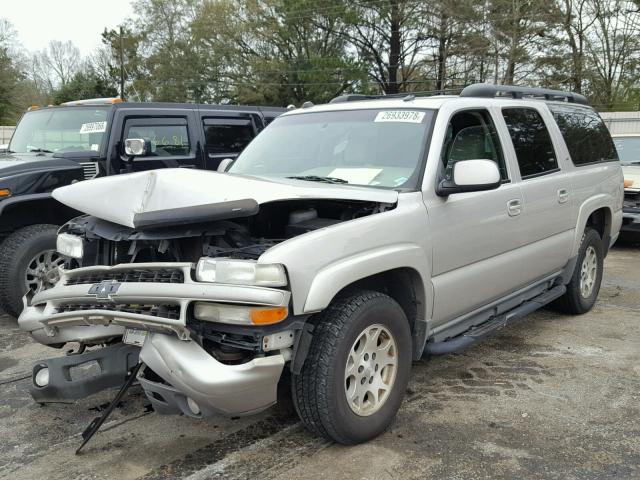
[34,366,50,387]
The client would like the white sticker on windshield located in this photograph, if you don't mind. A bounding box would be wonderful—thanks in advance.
[328,168,382,185]
[374,111,425,123]
[79,121,107,134]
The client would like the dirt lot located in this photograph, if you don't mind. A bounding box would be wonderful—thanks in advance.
[1,246,639,480]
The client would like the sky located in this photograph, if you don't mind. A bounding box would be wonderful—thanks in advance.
[3,0,134,55]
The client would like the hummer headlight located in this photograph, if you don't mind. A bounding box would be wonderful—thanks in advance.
[56,233,84,259]
[195,258,287,287]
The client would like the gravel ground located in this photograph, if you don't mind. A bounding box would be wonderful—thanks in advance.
[0,246,638,480]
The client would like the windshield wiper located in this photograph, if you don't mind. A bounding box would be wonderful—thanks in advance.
[28,148,54,153]
[286,175,348,184]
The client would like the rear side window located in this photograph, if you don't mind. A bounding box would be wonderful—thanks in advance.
[502,108,558,178]
[203,118,255,154]
[548,105,618,166]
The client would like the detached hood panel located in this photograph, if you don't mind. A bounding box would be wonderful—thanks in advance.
[52,168,398,228]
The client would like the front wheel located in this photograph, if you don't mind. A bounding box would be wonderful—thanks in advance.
[0,224,63,318]
[292,290,412,444]
[555,227,604,314]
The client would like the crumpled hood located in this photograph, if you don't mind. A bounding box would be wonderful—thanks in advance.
[623,165,640,190]
[52,168,398,228]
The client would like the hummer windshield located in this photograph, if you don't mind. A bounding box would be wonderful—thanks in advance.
[229,108,434,189]
[613,136,640,165]
[9,106,110,155]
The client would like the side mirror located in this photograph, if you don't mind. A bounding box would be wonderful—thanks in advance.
[124,138,150,157]
[217,158,234,172]
[436,159,501,197]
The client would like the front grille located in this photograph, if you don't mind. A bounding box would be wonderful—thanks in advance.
[624,190,640,209]
[65,268,184,286]
[57,303,181,320]
[79,162,99,180]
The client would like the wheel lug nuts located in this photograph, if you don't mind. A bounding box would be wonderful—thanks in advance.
[364,353,369,361]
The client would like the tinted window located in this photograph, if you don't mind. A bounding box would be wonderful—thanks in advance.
[549,105,618,166]
[204,119,254,154]
[125,123,189,157]
[442,109,508,181]
[502,108,558,178]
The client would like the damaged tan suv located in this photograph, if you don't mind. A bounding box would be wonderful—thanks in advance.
[20,84,622,445]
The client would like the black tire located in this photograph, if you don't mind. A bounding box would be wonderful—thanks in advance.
[292,290,412,444]
[0,224,60,318]
[554,227,604,314]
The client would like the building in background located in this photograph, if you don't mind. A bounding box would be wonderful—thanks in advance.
[600,112,640,135]
[0,126,15,145]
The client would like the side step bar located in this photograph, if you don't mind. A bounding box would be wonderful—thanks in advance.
[423,284,566,356]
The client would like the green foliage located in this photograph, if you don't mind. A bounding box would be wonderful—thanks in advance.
[51,70,119,104]
[6,1,640,111]
[0,46,24,123]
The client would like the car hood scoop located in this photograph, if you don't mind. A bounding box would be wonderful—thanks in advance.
[52,168,398,229]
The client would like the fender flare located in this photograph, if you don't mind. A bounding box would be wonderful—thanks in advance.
[0,193,53,216]
[302,243,431,314]
[571,194,613,258]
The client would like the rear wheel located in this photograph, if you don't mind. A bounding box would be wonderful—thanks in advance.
[0,224,62,318]
[291,290,412,444]
[555,227,604,314]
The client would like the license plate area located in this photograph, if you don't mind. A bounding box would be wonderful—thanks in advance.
[123,328,148,347]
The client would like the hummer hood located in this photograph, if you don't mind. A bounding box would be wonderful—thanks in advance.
[52,168,398,229]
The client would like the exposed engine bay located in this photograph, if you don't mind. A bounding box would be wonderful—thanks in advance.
[21,193,396,423]
[61,198,393,267]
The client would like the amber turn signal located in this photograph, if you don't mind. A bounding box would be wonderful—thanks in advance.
[250,306,288,325]
[624,178,634,188]
[0,188,11,198]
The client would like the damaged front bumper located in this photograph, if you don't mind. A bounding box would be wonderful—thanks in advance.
[19,262,290,345]
[20,262,291,416]
[139,333,284,416]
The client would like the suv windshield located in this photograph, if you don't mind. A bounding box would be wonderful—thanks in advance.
[9,106,110,154]
[612,136,640,165]
[229,108,434,189]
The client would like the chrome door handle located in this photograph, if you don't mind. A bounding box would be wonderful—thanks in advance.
[507,199,522,216]
[557,188,569,204]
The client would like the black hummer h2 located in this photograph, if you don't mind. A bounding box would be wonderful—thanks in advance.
[0,98,285,317]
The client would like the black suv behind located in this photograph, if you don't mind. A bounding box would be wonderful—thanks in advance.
[0,99,285,317]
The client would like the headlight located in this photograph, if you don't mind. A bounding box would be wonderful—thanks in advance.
[195,258,287,287]
[56,233,84,259]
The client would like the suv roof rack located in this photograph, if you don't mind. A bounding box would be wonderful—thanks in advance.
[460,83,589,105]
[329,89,461,104]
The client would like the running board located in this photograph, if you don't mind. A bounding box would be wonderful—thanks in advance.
[423,284,566,356]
